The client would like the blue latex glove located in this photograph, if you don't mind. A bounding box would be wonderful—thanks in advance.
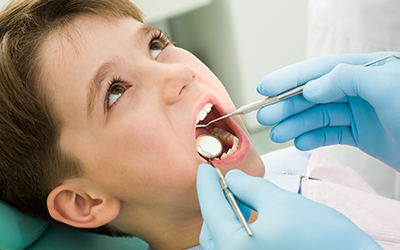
[257,52,400,171]
[197,164,382,250]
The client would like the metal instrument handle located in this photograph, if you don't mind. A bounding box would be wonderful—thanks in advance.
[235,85,304,115]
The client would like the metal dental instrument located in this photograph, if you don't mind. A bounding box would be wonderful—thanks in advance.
[196,134,223,159]
[282,171,322,181]
[196,54,400,129]
[196,85,304,128]
[361,54,400,67]
[207,158,253,237]
[196,135,253,236]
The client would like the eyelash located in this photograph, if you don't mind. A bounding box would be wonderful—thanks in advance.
[149,30,171,51]
[106,76,124,109]
[105,31,171,110]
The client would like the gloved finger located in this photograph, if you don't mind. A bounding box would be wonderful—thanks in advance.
[304,52,400,104]
[197,164,245,236]
[199,221,214,250]
[224,169,288,212]
[257,95,315,126]
[304,64,373,103]
[256,53,385,97]
[294,126,357,150]
[257,93,349,127]
[270,103,352,143]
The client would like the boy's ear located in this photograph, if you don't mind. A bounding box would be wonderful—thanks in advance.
[47,180,120,228]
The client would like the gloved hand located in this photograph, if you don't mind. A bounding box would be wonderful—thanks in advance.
[197,164,382,250]
[256,51,400,171]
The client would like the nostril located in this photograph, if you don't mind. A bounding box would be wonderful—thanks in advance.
[179,85,186,95]
[162,65,195,104]
[179,78,192,95]
[179,69,194,96]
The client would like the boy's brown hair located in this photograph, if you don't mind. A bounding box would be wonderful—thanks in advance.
[0,0,142,236]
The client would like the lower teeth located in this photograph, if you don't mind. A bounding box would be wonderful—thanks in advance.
[211,127,239,160]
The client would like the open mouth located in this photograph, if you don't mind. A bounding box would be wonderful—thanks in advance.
[195,103,239,161]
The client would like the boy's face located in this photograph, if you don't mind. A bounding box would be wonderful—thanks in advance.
[40,15,264,229]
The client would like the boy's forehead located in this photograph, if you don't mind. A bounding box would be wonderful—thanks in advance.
[41,14,154,62]
[43,15,123,57]
[38,15,159,116]
[39,15,126,77]
[36,15,124,107]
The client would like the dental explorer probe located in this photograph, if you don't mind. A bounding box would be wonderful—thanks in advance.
[196,54,400,129]
[196,85,304,128]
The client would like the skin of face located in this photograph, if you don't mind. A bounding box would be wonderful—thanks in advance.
[40,14,265,249]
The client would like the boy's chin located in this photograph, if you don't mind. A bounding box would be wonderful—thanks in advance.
[246,158,265,177]
[246,151,265,177]
[230,147,264,178]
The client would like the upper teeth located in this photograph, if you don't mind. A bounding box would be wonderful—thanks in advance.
[196,103,213,124]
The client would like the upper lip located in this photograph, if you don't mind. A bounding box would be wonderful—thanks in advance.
[193,95,224,130]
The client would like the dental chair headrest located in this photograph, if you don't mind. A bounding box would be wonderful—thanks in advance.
[0,199,148,250]
[0,199,48,249]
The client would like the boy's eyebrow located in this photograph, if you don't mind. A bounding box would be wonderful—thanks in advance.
[87,60,117,117]
[137,24,162,40]
[86,24,161,117]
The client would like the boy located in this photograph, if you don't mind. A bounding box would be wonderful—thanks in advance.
[4,1,399,249]
[0,0,265,249]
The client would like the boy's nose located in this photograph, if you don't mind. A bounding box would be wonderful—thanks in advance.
[159,64,195,105]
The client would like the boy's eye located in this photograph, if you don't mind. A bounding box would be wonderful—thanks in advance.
[149,39,165,59]
[149,31,170,59]
[107,83,127,108]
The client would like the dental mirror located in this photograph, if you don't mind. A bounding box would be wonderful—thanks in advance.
[196,134,223,159]
[196,134,253,236]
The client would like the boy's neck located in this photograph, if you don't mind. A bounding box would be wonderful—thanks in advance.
[112,204,203,250]
[146,216,203,250]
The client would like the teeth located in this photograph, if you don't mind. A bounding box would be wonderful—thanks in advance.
[196,103,213,124]
[220,153,228,160]
[195,103,240,161]
[211,127,239,160]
